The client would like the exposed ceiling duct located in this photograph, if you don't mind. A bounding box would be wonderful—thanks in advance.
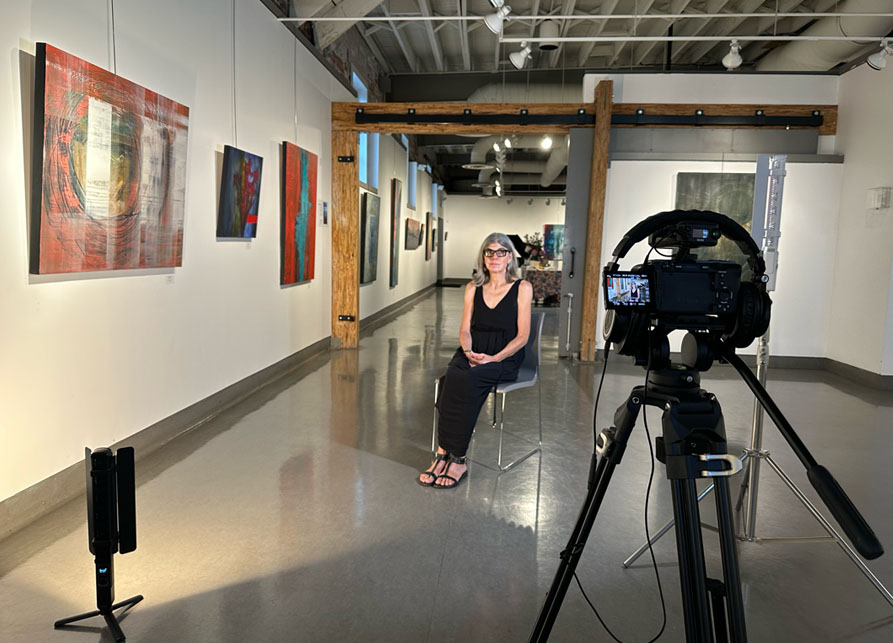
[755,0,893,72]
[476,161,549,186]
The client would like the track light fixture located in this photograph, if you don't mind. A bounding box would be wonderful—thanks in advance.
[484,2,511,35]
[545,198,551,206]
[493,141,501,152]
[561,198,566,206]
[867,39,893,71]
[722,39,742,70]
[540,135,553,150]
[509,41,532,70]
[504,137,512,149]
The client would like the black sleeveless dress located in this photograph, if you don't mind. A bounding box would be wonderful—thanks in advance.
[437,280,526,457]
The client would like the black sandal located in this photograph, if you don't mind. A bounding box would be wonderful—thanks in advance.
[417,451,449,487]
[433,454,468,489]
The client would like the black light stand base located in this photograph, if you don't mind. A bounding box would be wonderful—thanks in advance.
[54,594,143,642]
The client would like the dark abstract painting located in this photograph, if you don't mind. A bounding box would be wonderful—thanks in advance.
[361,192,380,284]
[425,212,433,261]
[31,43,190,274]
[281,142,317,285]
[675,172,755,266]
[218,145,262,238]
[405,218,421,250]
[543,224,565,260]
[390,179,401,287]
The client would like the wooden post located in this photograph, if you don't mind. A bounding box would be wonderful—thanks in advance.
[580,81,613,362]
[331,129,359,349]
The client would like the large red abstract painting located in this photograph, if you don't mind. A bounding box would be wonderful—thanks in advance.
[30,43,190,274]
[281,142,317,285]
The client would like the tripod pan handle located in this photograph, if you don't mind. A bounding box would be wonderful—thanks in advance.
[808,465,884,560]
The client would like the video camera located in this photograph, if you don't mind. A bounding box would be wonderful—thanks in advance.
[602,210,772,368]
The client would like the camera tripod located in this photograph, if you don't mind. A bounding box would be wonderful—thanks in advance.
[621,343,892,607]
[531,364,748,642]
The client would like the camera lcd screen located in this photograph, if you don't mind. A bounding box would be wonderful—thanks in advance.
[605,272,652,308]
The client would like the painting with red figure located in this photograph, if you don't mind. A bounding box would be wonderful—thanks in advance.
[30,43,189,274]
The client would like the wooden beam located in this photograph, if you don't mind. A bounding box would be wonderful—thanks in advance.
[331,129,360,349]
[332,101,597,134]
[332,102,837,136]
[580,80,612,363]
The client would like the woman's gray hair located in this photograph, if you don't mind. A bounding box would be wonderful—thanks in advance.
[472,232,521,286]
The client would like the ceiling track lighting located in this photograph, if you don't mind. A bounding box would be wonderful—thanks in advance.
[867,38,893,71]
[509,41,532,70]
[540,135,553,150]
[484,3,512,35]
[722,39,742,70]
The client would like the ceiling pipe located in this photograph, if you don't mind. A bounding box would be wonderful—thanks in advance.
[468,136,501,166]
[756,0,893,72]
[477,161,549,185]
[499,172,567,185]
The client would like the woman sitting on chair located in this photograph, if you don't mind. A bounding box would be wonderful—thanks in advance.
[418,232,533,489]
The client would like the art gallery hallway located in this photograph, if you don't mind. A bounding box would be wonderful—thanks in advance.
[1,288,892,642]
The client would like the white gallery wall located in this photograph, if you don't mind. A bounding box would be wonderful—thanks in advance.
[0,0,355,503]
[359,135,438,320]
[598,161,843,357]
[443,196,566,279]
[828,63,893,375]
[583,70,893,374]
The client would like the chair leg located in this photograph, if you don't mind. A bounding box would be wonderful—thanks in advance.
[497,391,507,469]
[537,377,543,447]
[494,388,542,473]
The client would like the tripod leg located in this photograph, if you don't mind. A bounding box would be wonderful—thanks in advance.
[530,452,617,641]
[671,478,713,643]
[54,608,103,628]
[764,456,893,606]
[622,483,715,568]
[714,477,747,642]
[103,612,126,642]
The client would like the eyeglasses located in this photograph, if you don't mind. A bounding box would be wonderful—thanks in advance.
[483,248,510,258]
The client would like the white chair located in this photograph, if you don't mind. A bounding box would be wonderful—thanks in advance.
[432,312,545,472]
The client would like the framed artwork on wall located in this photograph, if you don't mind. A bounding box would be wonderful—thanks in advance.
[425,212,433,260]
[405,218,421,250]
[390,179,401,287]
[674,172,755,267]
[543,224,565,260]
[217,145,262,238]
[281,142,318,285]
[361,192,380,284]
[30,43,189,274]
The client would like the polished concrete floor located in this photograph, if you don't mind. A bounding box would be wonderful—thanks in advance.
[2,289,892,642]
